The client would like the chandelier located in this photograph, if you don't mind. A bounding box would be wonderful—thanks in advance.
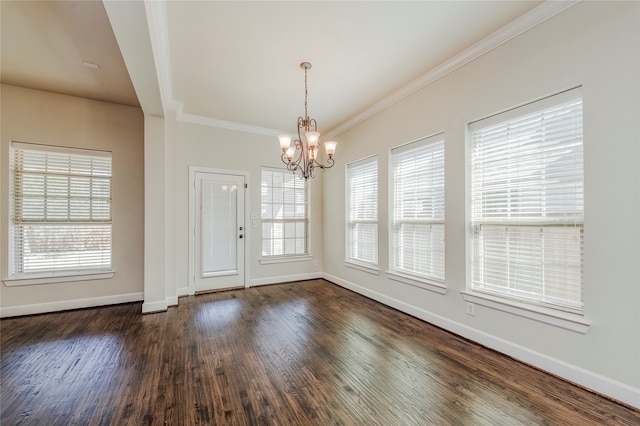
[278,62,337,180]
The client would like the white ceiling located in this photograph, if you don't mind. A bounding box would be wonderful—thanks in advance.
[2,0,549,137]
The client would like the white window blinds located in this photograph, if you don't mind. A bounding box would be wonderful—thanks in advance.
[9,142,112,276]
[261,168,309,257]
[391,135,445,282]
[347,158,378,265]
[470,88,584,312]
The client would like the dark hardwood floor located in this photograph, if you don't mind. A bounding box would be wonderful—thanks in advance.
[1,279,638,425]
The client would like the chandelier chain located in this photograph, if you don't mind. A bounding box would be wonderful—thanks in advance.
[304,66,309,122]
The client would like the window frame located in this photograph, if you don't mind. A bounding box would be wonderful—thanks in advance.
[259,167,311,263]
[466,87,589,333]
[388,133,446,293]
[4,142,115,286]
[344,156,379,273]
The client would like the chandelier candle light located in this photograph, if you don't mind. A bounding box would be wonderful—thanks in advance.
[278,62,337,180]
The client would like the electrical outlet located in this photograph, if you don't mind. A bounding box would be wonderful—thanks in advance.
[313,259,319,266]
[466,302,476,316]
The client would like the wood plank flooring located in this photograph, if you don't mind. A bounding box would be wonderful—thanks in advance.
[1,279,638,425]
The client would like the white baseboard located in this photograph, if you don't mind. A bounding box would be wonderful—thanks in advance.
[166,295,179,307]
[141,299,168,314]
[0,292,144,318]
[249,272,322,287]
[322,272,640,409]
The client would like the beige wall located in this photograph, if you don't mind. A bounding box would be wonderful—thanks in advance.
[168,118,324,293]
[0,84,144,315]
[322,2,639,406]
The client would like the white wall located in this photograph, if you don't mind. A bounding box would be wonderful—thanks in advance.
[168,117,324,294]
[142,114,168,313]
[0,85,145,316]
[322,2,639,407]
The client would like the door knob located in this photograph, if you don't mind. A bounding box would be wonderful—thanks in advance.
[239,234,244,239]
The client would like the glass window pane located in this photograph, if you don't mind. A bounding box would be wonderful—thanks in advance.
[9,143,112,276]
[347,159,378,265]
[470,89,583,311]
[260,168,309,257]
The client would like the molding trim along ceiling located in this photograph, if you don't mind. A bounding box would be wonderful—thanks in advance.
[175,101,285,137]
[144,0,173,111]
[145,0,578,138]
[324,0,578,139]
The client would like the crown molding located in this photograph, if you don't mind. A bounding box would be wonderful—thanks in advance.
[143,0,174,110]
[323,0,579,140]
[145,0,578,138]
[144,1,287,136]
[173,101,287,136]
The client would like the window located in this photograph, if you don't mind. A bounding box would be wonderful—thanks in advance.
[346,157,378,266]
[391,135,445,284]
[8,142,112,278]
[470,88,584,313]
[261,168,309,257]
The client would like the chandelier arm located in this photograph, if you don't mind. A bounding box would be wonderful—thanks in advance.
[311,155,335,170]
[291,143,303,168]
[294,119,312,178]
[282,137,306,173]
[296,121,305,146]
[325,156,335,168]
[280,152,290,166]
[283,156,299,173]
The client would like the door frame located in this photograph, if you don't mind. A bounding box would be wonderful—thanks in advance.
[188,166,251,295]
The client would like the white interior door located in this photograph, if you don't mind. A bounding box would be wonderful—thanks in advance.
[194,171,245,292]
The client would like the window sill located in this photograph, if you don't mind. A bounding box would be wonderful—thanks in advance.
[3,271,116,287]
[461,290,590,334]
[344,260,380,275]
[386,271,447,294]
[259,255,312,265]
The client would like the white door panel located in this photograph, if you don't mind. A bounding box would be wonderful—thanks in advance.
[194,171,245,292]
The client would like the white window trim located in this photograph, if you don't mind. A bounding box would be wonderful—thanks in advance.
[345,155,379,267]
[386,270,446,294]
[468,87,585,317]
[4,270,115,287]
[8,142,113,283]
[260,167,310,258]
[461,290,590,334]
[344,260,380,275]
[259,255,312,265]
[388,133,446,284]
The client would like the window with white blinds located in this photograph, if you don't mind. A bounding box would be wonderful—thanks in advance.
[261,168,309,257]
[346,157,378,265]
[391,135,445,282]
[470,88,584,313]
[9,142,112,277]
